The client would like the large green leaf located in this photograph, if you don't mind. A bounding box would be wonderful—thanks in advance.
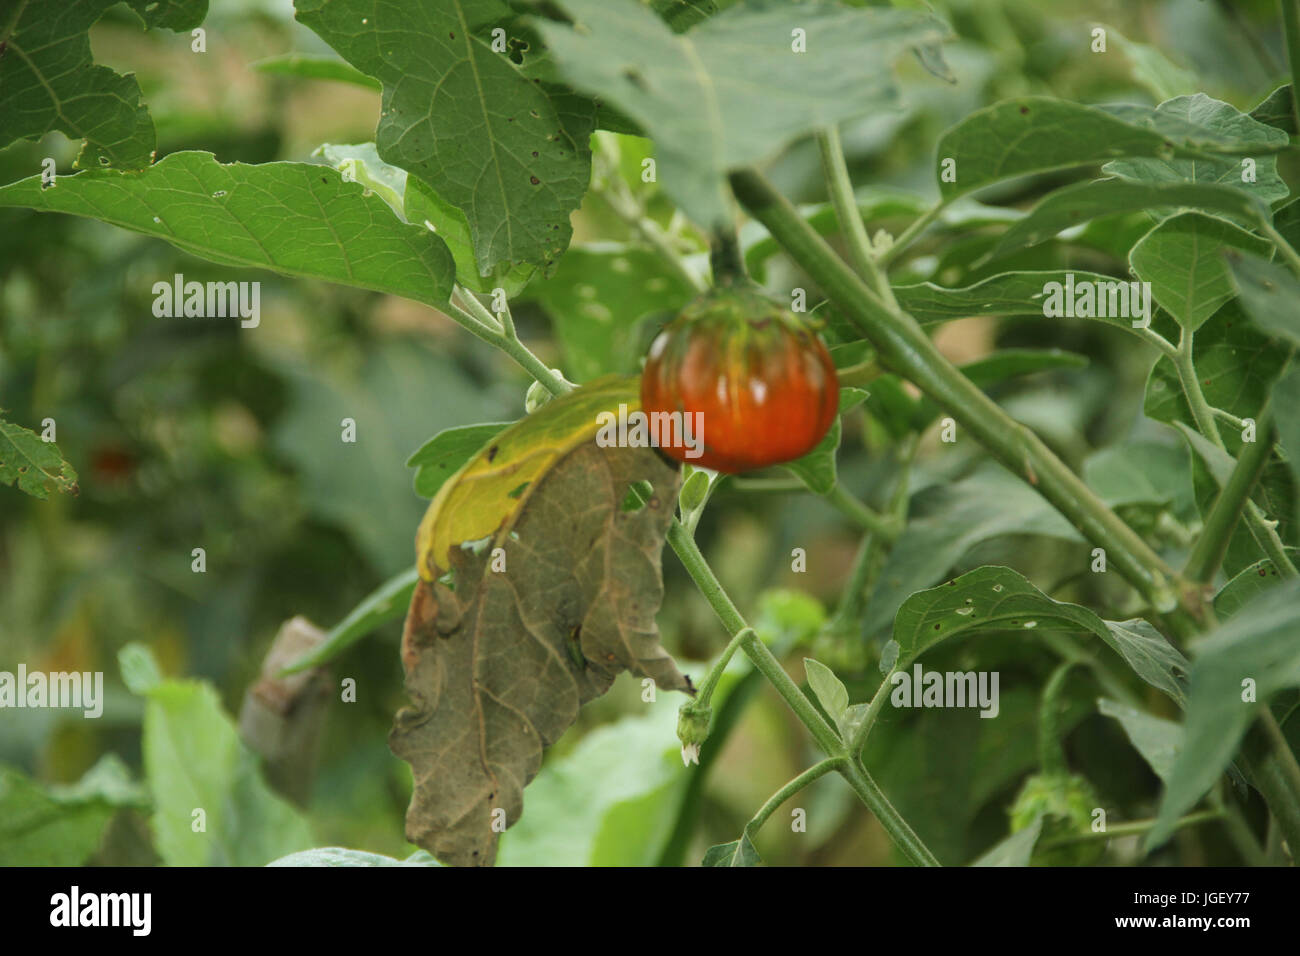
[295,0,589,274]
[883,566,1189,707]
[1098,699,1182,783]
[1129,212,1272,331]
[1225,249,1300,347]
[496,696,688,866]
[314,142,534,295]
[1149,579,1300,848]
[0,418,79,500]
[894,270,1151,336]
[991,179,1268,260]
[0,0,207,167]
[0,756,146,866]
[1274,367,1300,517]
[1214,550,1299,619]
[120,644,315,866]
[0,152,456,307]
[539,0,949,227]
[863,466,1082,637]
[934,96,1277,201]
[1104,94,1289,203]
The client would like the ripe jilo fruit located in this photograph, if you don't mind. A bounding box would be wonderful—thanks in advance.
[640,283,838,474]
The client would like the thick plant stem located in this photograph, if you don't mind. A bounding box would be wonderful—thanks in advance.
[664,520,940,866]
[1172,331,1297,579]
[729,167,1182,615]
[1183,405,1277,582]
[839,759,941,866]
[815,126,897,308]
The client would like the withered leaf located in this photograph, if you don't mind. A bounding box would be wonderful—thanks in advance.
[391,383,689,866]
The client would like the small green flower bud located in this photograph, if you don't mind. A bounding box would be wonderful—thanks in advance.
[677,699,713,766]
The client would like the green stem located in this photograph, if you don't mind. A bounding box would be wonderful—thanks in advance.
[745,758,844,836]
[691,626,752,709]
[1281,0,1300,135]
[729,167,1182,615]
[847,673,895,758]
[826,483,902,540]
[1242,747,1300,858]
[664,519,940,865]
[454,287,574,397]
[1211,782,1269,866]
[1038,662,1080,776]
[1173,329,1297,579]
[1260,709,1300,803]
[1038,810,1223,848]
[1183,404,1277,582]
[815,126,898,308]
[878,197,951,268]
[709,224,748,285]
[839,759,941,865]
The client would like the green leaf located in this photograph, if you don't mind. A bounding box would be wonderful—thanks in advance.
[0,756,145,866]
[883,566,1188,707]
[935,96,1277,201]
[971,813,1042,866]
[497,697,688,866]
[250,54,381,90]
[1107,27,1198,103]
[0,151,456,307]
[1097,699,1182,783]
[1225,249,1300,347]
[1101,619,1192,708]
[1249,85,1295,135]
[1274,366,1300,516]
[1129,212,1273,331]
[894,270,1150,336]
[864,466,1082,637]
[407,423,512,499]
[650,0,718,32]
[1149,578,1300,848]
[803,658,850,727]
[296,0,589,274]
[0,0,207,167]
[268,847,440,866]
[991,179,1268,260]
[119,644,315,866]
[0,418,79,500]
[279,566,420,675]
[530,245,696,382]
[1104,94,1289,204]
[702,832,761,867]
[1214,550,1300,619]
[539,0,949,227]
